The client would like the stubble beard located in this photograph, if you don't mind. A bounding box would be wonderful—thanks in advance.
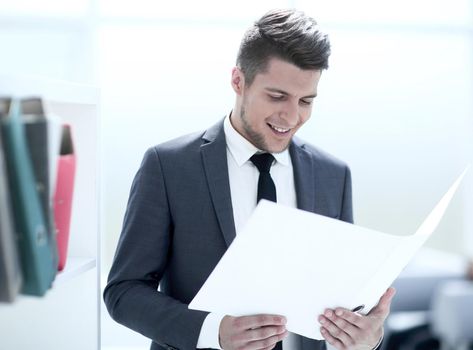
[240,103,291,154]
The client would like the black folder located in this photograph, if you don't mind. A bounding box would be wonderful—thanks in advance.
[0,101,23,302]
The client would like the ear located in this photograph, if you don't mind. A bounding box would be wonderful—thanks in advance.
[231,67,245,95]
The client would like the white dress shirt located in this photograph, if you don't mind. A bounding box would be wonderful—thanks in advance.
[197,115,301,350]
[197,115,340,350]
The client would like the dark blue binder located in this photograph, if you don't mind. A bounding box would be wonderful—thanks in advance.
[0,106,22,302]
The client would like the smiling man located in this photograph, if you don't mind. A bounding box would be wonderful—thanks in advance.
[104,8,394,350]
[231,58,320,153]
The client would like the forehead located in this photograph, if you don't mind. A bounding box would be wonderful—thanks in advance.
[251,58,321,95]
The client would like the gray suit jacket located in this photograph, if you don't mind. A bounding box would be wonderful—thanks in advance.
[104,119,353,350]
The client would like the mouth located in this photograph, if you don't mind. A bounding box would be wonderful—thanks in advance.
[267,123,292,135]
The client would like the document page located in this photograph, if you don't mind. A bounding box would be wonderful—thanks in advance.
[189,168,468,340]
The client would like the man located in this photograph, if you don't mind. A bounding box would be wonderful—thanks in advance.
[104,9,395,350]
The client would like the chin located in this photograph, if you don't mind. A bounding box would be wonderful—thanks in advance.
[266,141,291,154]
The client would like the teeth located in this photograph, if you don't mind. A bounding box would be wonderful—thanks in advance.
[269,124,290,133]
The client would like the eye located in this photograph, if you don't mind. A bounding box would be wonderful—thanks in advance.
[299,99,313,106]
[269,94,285,101]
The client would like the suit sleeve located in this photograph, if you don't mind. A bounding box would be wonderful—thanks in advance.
[340,165,353,224]
[103,147,208,350]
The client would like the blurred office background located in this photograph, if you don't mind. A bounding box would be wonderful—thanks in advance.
[1,0,473,349]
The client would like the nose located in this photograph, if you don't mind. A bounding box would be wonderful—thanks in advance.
[280,100,300,126]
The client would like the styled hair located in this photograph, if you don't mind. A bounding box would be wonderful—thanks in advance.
[236,9,331,86]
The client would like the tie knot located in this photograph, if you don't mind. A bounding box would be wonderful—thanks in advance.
[250,153,275,173]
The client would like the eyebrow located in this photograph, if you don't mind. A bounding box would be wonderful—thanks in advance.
[264,87,317,99]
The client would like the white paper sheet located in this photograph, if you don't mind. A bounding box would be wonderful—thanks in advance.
[189,167,469,340]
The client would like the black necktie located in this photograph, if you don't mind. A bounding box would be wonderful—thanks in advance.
[250,153,282,350]
[250,153,277,203]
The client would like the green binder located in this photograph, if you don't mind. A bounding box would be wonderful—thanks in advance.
[22,98,59,273]
[0,98,56,296]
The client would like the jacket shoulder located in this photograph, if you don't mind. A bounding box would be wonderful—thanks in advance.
[152,130,205,154]
[294,137,350,171]
[146,118,224,158]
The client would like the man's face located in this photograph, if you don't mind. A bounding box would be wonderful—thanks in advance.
[231,57,322,153]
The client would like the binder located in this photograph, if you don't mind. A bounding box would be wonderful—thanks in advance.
[22,98,59,272]
[0,98,56,296]
[0,101,23,302]
[54,124,76,271]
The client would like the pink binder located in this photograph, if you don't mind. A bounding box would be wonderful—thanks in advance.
[54,125,76,271]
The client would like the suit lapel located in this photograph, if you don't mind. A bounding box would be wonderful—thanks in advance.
[201,120,236,247]
[290,140,315,213]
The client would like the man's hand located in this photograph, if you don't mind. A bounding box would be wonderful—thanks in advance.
[318,287,396,350]
[219,314,288,350]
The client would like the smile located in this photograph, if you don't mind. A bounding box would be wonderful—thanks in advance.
[268,123,291,134]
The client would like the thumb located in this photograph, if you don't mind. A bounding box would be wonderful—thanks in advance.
[369,287,396,318]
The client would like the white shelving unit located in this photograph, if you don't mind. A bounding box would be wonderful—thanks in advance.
[0,74,100,350]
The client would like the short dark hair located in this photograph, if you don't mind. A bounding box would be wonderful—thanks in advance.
[236,9,331,86]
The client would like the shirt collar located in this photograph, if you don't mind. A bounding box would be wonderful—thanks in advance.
[223,113,290,167]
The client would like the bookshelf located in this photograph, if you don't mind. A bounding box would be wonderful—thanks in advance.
[0,74,100,350]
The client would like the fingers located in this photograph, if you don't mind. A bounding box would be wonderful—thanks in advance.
[319,313,356,348]
[319,309,361,335]
[222,314,287,350]
[241,316,286,350]
[318,288,395,349]
[329,308,367,329]
[320,327,346,349]
[245,331,287,350]
[235,314,287,331]
[245,326,286,342]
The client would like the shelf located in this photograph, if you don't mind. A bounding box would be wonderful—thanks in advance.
[0,74,99,350]
[0,257,96,307]
[54,256,96,285]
